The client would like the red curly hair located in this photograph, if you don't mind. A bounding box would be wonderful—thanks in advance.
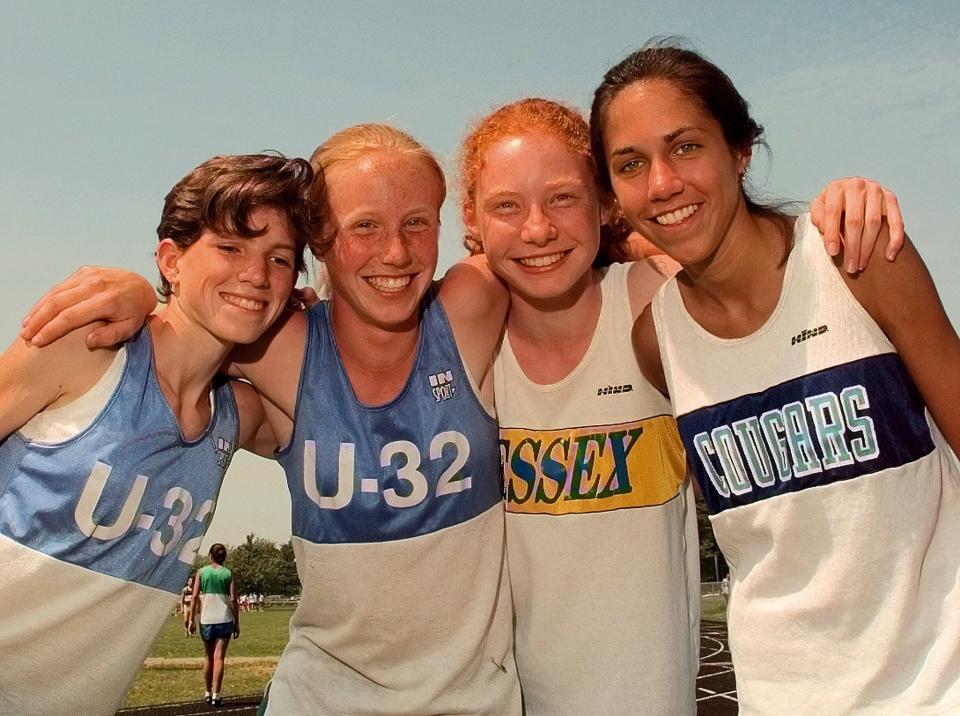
[458,98,631,263]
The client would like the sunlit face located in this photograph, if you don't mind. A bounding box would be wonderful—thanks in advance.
[164,206,298,345]
[466,132,602,304]
[321,150,442,332]
[602,79,750,267]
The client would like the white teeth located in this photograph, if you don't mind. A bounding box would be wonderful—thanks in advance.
[518,252,565,268]
[655,204,700,226]
[367,275,411,292]
[222,294,266,311]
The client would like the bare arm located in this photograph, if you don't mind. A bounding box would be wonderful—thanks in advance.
[438,254,509,401]
[20,267,157,348]
[0,325,117,440]
[841,229,960,453]
[809,177,905,273]
[232,380,282,458]
[626,256,679,320]
[229,575,240,638]
[188,571,201,635]
[631,306,669,398]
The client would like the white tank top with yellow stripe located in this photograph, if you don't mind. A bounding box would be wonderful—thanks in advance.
[496,261,700,716]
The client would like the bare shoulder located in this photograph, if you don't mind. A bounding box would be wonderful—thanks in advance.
[631,305,668,396]
[438,256,508,391]
[227,309,307,416]
[626,256,680,320]
[0,322,119,438]
[439,255,509,325]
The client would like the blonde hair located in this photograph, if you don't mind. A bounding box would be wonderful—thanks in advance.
[308,124,446,256]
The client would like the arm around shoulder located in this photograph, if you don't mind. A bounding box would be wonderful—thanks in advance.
[843,229,960,452]
[438,255,509,385]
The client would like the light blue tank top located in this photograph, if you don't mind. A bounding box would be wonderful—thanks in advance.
[278,286,502,544]
[0,327,239,593]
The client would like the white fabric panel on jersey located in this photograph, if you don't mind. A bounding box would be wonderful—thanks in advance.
[496,262,700,715]
[652,214,960,715]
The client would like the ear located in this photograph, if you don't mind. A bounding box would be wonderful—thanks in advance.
[156,239,183,292]
[599,193,617,227]
[462,200,480,240]
[736,145,753,177]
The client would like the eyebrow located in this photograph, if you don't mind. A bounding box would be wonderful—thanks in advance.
[609,126,699,157]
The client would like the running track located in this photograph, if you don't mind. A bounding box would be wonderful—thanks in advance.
[117,620,738,716]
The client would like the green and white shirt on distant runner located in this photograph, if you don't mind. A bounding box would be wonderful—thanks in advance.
[198,564,233,625]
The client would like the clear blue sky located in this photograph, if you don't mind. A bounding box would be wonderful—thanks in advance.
[2,1,957,546]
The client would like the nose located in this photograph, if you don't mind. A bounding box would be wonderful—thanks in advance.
[382,230,412,267]
[647,157,683,202]
[239,253,270,287]
[520,205,557,246]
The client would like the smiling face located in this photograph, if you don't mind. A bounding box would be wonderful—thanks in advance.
[466,131,603,304]
[601,79,750,267]
[161,206,298,344]
[321,149,442,332]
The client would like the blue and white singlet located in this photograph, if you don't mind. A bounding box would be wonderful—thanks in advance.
[271,286,519,715]
[0,327,239,715]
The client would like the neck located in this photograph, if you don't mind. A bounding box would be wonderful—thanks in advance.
[506,268,601,343]
[149,308,232,402]
[505,268,603,384]
[678,204,793,337]
[329,298,422,404]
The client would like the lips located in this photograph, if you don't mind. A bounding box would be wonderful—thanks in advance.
[516,251,567,268]
[654,203,701,226]
[366,275,412,292]
[221,293,267,311]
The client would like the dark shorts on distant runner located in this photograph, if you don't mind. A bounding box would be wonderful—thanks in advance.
[200,621,233,641]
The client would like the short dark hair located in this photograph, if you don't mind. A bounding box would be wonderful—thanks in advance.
[156,154,326,298]
[209,543,227,564]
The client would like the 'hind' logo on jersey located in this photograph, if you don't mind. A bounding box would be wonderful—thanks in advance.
[214,437,233,468]
[429,370,456,402]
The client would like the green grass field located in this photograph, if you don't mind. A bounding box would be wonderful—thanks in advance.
[124,596,729,707]
[122,607,294,707]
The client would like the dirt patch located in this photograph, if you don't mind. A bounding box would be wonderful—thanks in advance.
[143,656,279,669]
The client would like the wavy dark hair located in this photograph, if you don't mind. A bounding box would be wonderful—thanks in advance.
[156,153,327,299]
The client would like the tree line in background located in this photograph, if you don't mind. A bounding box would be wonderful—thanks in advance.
[193,508,725,595]
[193,534,301,596]
[697,495,728,583]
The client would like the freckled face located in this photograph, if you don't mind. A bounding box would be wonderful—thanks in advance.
[321,150,442,331]
[169,206,298,344]
[602,79,749,267]
[467,132,602,304]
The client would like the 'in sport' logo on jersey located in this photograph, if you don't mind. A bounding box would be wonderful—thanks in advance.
[429,370,456,402]
[214,437,233,468]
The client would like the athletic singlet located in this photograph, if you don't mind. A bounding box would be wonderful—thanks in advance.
[496,262,700,715]
[0,327,239,716]
[198,564,234,625]
[653,214,960,714]
[271,286,520,715]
